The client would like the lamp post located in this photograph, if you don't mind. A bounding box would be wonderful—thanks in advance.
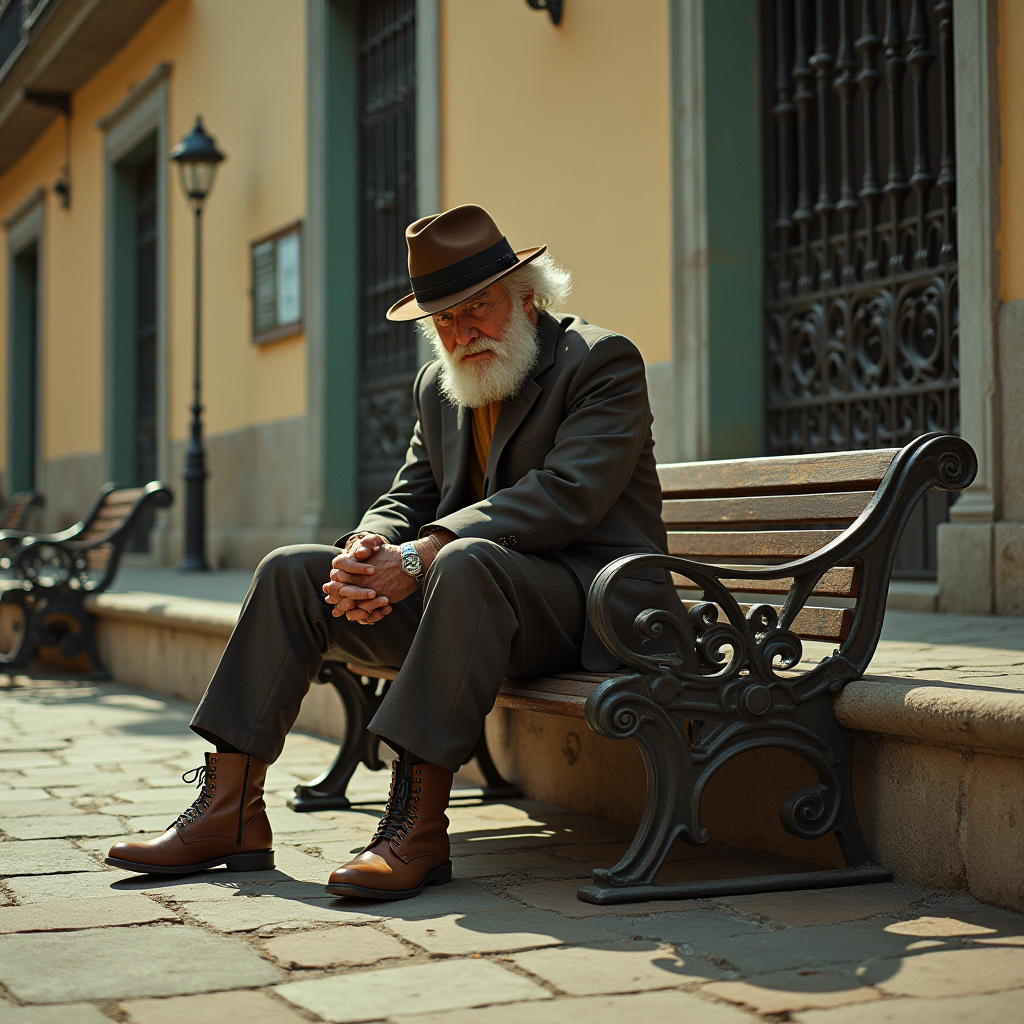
[170,116,224,572]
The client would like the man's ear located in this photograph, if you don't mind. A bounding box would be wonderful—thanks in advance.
[522,288,535,316]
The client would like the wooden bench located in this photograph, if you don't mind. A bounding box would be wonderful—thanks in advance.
[290,432,976,905]
[0,481,173,677]
[0,490,45,568]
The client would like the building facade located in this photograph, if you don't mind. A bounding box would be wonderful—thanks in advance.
[0,0,1019,615]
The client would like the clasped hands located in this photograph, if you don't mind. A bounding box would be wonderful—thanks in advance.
[322,531,448,625]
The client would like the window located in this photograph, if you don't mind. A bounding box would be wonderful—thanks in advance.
[251,222,303,344]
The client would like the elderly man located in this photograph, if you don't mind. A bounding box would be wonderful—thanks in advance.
[107,204,674,900]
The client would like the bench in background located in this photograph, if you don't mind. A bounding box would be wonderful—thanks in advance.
[0,481,172,678]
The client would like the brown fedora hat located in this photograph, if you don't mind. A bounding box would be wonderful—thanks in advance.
[386,204,546,322]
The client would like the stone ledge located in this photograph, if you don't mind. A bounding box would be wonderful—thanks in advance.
[87,593,1022,760]
[86,591,239,638]
[836,677,1024,759]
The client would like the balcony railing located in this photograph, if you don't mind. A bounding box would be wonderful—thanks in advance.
[0,0,49,82]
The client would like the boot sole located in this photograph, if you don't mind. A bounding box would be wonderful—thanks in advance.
[104,849,275,876]
[324,860,453,900]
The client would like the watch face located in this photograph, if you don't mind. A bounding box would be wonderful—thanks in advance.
[401,549,422,577]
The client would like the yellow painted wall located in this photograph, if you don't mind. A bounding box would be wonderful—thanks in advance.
[0,0,307,474]
[440,0,673,363]
[999,0,1024,301]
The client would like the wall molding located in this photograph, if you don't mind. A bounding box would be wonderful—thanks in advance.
[95,61,171,133]
[669,0,709,464]
[98,64,170,491]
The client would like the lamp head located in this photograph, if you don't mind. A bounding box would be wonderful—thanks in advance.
[170,116,225,209]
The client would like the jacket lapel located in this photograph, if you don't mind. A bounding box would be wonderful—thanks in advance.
[483,313,560,496]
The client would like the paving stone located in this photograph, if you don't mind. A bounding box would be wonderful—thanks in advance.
[0,753,62,769]
[703,969,882,1013]
[0,923,281,1002]
[714,883,924,927]
[507,878,716,918]
[0,838,104,876]
[277,957,551,1021]
[389,908,620,954]
[0,894,178,932]
[263,923,412,967]
[118,875,332,902]
[184,895,375,932]
[863,945,1024,997]
[0,1003,110,1024]
[624,909,767,946]
[0,814,128,839]
[121,990,308,1024]
[452,850,570,878]
[0,789,54,804]
[332,878,511,921]
[0,800,83,819]
[709,919,918,973]
[390,989,753,1024]
[511,939,724,993]
[793,990,1024,1024]
[6,868,146,902]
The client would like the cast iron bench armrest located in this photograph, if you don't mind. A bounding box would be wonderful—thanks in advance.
[12,482,173,595]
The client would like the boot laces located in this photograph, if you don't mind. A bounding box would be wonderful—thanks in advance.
[171,764,216,830]
[372,765,421,847]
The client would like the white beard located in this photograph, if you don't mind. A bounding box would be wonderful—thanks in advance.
[424,299,540,409]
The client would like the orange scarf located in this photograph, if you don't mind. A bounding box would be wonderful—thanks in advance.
[469,401,502,500]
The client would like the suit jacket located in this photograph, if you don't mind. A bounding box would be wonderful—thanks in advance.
[341,310,676,671]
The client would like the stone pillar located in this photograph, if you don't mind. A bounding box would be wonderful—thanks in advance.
[939,0,1002,615]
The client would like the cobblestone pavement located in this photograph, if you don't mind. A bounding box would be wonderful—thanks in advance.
[2,667,1024,1024]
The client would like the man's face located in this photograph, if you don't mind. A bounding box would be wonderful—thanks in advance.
[424,280,540,409]
[430,284,534,368]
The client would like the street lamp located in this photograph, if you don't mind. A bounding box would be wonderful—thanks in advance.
[170,116,224,572]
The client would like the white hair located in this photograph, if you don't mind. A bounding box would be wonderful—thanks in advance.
[501,252,572,311]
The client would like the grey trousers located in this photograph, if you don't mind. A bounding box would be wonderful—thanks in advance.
[190,538,587,772]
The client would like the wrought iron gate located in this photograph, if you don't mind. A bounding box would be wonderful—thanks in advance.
[762,0,958,576]
[357,0,419,513]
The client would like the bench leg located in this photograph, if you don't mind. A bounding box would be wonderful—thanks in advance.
[288,662,386,811]
[0,590,109,679]
[579,676,891,905]
[290,662,522,811]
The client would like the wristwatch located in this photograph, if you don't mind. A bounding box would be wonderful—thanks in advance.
[399,541,426,586]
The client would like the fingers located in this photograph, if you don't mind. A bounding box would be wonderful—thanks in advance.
[351,534,385,560]
[344,600,392,624]
[322,579,377,603]
[331,555,375,576]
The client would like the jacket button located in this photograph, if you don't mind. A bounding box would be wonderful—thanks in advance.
[497,536,507,545]
[508,535,518,546]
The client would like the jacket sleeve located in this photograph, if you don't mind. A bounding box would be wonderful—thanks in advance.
[335,363,442,547]
[422,334,649,552]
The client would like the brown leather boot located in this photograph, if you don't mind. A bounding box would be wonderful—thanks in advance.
[326,759,453,900]
[106,752,275,875]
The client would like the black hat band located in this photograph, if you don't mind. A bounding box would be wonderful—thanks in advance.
[410,237,520,304]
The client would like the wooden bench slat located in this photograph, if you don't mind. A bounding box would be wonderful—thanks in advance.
[100,490,145,507]
[668,529,845,559]
[658,449,897,499]
[672,565,858,598]
[662,491,873,527]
